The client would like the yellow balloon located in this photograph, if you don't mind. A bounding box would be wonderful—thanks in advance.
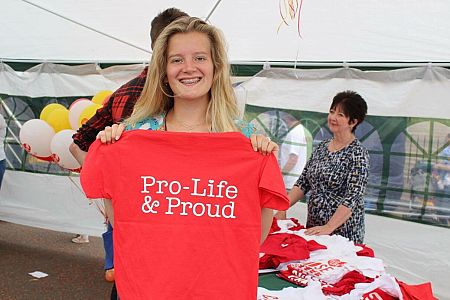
[46,108,71,133]
[40,103,66,122]
[78,104,102,128]
[92,90,113,105]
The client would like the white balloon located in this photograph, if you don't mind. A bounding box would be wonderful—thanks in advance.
[50,129,81,170]
[69,99,94,130]
[19,119,55,158]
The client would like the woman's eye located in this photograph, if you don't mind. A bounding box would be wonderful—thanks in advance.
[171,58,182,63]
[195,56,207,62]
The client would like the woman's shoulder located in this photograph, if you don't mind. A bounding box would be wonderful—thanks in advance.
[350,139,370,159]
[351,138,368,151]
[234,119,257,138]
[318,139,331,146]
[125,114,165,131]
[315,139,331,150]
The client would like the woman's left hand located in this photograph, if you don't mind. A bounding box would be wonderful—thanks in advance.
[304,224,334,236]
[250,134,279,157]
[96,123,125,144]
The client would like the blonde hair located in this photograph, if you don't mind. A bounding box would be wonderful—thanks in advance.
[125,17,239,132]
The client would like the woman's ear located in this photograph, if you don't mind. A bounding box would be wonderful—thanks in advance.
[349,118,358,128]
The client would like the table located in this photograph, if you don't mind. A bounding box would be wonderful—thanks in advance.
[258,273,299,290]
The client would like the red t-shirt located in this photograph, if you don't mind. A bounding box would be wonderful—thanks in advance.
[81,130,289,300]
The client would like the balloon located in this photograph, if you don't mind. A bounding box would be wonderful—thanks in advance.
[19,119,55,160]
[69,99,94,130]
[69,98,90,110]
[46,108,71,133]
[50,129,81,171]
[40,103,66,122]
[78,103,102,128]
[101,94,112,106]
[32,155,55,162]
[92,90,113,105]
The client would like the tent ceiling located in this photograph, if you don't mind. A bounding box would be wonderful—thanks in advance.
[2,0,450,64]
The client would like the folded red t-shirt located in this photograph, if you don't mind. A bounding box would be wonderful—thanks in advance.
[362,288,397,300]
[356,243,375,257]
[260,233,327,269]
[397,280,438,300]
[323,270,373,296]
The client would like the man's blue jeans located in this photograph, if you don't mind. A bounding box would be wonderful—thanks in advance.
[102,222,114,270]
[0,159,5,190]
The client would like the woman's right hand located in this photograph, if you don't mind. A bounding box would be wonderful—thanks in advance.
[96,123,125,144]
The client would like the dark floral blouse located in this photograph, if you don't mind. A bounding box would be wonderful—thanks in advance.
[295,138,370,244]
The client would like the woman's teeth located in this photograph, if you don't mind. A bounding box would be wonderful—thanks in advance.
[180,78,200,84]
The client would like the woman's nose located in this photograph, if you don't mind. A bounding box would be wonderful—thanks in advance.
[182,60,195,72]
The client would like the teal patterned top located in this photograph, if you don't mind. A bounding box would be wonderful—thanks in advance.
[125,114,256,138]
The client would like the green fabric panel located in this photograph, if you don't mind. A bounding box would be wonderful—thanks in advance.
[244,105,450,228]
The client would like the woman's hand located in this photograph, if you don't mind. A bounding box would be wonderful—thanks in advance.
[304,224,334,236]
[96,123,125,144]
[250,134,279,157]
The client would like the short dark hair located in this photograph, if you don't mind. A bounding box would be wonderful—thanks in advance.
[150,8,189,49]
[330,90,367,132]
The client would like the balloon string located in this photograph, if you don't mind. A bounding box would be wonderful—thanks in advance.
[67,173,106,219]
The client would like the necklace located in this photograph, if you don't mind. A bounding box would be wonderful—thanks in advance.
[330,136,355,152]
[171,112,206,132]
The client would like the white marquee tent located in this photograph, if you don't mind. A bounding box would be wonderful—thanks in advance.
[1,1,450,299]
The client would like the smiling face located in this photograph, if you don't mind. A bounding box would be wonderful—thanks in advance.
[165,31,214,103]
[327,104,356,135]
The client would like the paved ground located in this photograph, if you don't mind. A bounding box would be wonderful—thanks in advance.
[0,221,112,300]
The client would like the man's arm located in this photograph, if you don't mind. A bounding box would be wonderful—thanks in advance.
[71,68,147,153]
[434,162,450,172]
[282,153,299,174]
[72,98,115,153]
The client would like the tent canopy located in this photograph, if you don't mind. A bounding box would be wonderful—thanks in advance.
[2,0,450,64]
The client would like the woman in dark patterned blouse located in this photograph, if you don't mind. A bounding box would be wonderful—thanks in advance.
[277,91,369,244]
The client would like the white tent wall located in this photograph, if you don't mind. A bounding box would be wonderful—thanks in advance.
[0,170,105,236]
[0,62,145,97]
[241,66,450,119]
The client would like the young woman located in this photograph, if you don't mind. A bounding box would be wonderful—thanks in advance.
[89,16,288,299]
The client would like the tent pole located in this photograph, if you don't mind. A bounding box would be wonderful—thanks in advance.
[205,0,222,22]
